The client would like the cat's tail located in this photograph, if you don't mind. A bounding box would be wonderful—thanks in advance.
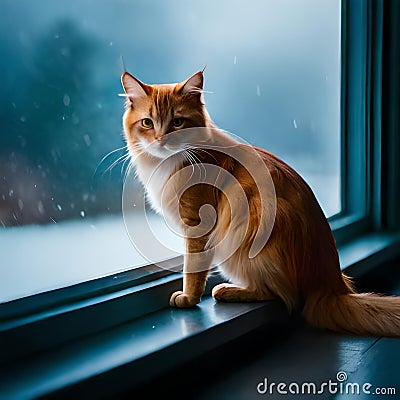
[302,291,400,337]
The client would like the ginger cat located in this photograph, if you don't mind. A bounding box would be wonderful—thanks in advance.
[121,70,400,337]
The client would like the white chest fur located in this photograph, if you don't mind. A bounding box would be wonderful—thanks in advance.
[135,155,179,215]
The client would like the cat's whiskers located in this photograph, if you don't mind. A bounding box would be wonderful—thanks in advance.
[123,160,135,183]
[104,152,130,174]
[179,150,197,183]
[184,148,207,179]
[192,147,219,164]
[94,145,128,176]
[92,145,131,187]
[127,144,146,163]
[186,149,207,181]
[182,145,213,181]
[121,154,132,178]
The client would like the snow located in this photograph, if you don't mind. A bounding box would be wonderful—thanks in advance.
[63,94,71,107]
[83,134,91,147]
[0,170,345,304]
[0,214,183,303]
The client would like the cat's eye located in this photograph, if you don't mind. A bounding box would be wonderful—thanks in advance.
[172,117,184,127]
[141,118,153,129]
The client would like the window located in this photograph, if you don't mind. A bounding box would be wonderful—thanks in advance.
[0,0,341,302]
[1,1,400,397]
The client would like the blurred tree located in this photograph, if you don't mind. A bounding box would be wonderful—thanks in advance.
[23,19,99,186]
[0,19,124,225]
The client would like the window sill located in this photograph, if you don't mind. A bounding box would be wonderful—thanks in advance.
[1,231,399,399]
[0,299,288,399]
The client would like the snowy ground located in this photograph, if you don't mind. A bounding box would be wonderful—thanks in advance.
[0,173,339,303]
[0,214,183,303]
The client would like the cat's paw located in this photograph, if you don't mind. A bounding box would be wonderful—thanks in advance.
[212,283,273,302]
[212,283,235,302]
[169,291,199,308]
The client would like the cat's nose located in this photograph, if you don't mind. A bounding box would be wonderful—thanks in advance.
[156,135,167,146]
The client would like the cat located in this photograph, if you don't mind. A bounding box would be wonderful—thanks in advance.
[121,70,400,337]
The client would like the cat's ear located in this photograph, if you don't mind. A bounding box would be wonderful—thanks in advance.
[177,71,204,103]
[121,72,152,104]
[181,71,204,92]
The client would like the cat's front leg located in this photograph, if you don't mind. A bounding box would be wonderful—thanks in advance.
[170,236,212,308]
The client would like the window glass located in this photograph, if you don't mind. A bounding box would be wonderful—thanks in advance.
[0,0,341,302]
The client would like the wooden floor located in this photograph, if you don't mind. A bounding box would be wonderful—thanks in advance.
[133,262,400,400]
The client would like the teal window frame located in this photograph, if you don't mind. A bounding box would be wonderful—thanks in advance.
[1,0,400,397]
[332,0,400,245]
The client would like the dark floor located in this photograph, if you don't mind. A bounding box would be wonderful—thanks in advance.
[133,260,400,400]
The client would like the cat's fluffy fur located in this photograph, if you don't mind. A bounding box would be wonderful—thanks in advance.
[121,70,400,337]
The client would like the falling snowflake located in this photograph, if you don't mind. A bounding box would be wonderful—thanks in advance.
[63,94,71,107]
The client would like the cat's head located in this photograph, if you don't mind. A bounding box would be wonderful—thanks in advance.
[121,71,211,160]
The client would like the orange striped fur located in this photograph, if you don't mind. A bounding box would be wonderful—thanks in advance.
[121,71,400,337]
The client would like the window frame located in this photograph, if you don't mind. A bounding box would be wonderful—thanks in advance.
[331,0,377,243]
[332,0,399,246]
[1,0,400,390]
